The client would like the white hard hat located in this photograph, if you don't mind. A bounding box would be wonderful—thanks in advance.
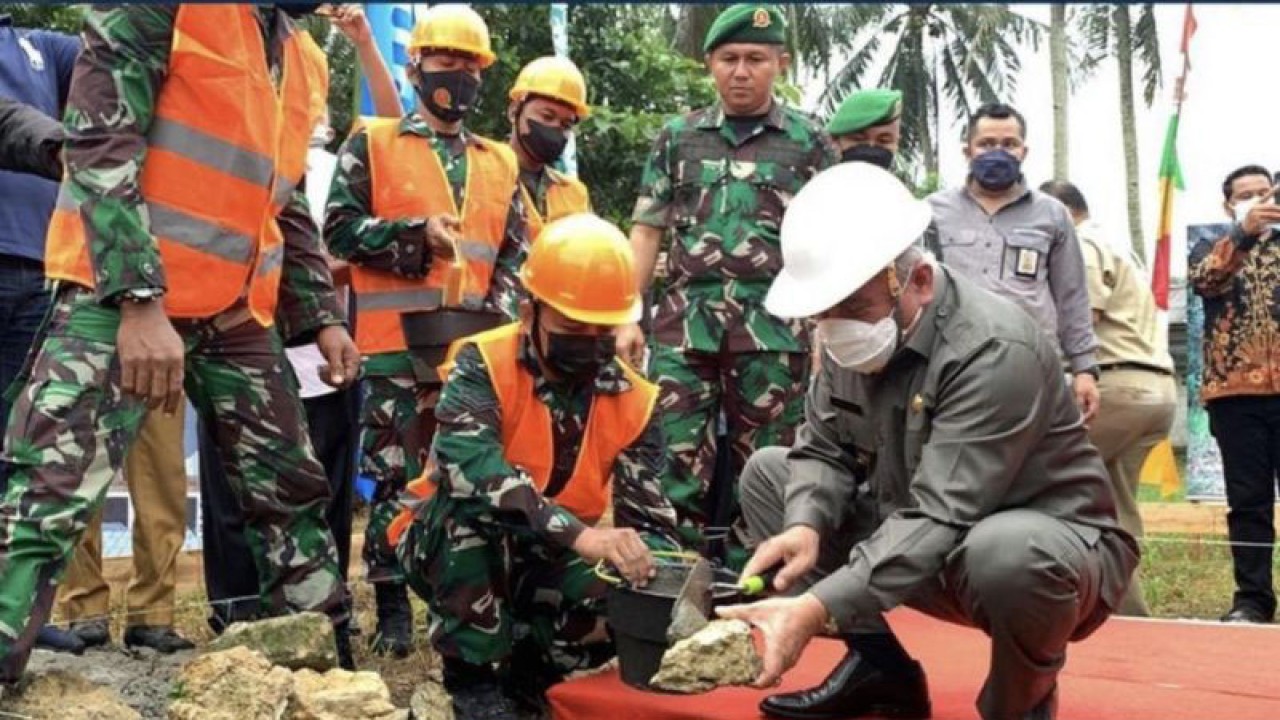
[766,163,932,319]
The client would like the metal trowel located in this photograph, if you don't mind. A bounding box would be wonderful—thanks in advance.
[667,557,713,643]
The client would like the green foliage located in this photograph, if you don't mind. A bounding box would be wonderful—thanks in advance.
[471,4,716,225]
[0,3,85,35]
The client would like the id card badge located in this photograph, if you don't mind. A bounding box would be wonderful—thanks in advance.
[1014,247,1041,278]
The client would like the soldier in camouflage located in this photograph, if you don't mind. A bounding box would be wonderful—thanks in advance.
[0,5,358,682]
[324,6,529,658]
[616,4,838,559]
[393,215,679,719]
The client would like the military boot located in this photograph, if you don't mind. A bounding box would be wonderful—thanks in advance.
[445,658,518,720]
[369,582,413,658]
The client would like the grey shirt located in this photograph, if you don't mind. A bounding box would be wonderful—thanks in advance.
[786,269,1137,629]
[928,185,1099,373]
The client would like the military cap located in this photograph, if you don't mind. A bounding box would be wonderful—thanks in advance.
[703,4,786,54]
[827,89,904,137]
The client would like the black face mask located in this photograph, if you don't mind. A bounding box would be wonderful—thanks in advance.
[840,144,895,170]
[518,118,570,164]
[533,310,616,384]
[414,69,481,123]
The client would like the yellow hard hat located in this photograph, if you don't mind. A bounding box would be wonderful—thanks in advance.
[520,213,641,326]
[408,5,496,69]
[509,56,590,119]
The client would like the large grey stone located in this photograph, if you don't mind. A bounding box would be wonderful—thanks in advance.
[408,681,454,720]
[649,619,762,694]
[207,612,337,672]
[168,646,293,720]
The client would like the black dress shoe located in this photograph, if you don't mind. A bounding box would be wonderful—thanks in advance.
[123,625,195,653]
[760,650,931,720]
[1220,606,1272,624]
[71,618,111,648]
[34,625,85,655]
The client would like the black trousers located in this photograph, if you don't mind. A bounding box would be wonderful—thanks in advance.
[1207,394,1280,619]
[198,385,359,632]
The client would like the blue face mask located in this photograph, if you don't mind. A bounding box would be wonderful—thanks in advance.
[970,149,1022,191]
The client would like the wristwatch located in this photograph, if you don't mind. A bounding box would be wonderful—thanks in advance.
[119,287,166,304]
[1077,365,1101,381]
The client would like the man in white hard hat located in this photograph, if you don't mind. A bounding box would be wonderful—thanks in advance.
[718,163,1138,720]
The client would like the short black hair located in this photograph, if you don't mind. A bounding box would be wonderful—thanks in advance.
[1039,180,1089,214]
[1222,165,1272,201]
[966,103,1026,142]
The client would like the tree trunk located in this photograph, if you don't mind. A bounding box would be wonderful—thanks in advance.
[1050,5,1069,181]
[672,4,721,59]
[1115,5,1146,262]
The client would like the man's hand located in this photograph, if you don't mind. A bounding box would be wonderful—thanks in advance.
[425,215,462,259]
[117,301,185,414]
[742,525,820,594]
[328,5,373,45]
[572,527,656,587]
[614,323,646,369]
[1073,372,1100,425]
[1240,192,1280,237]
[716,593,829,687]
[316,325,360,388]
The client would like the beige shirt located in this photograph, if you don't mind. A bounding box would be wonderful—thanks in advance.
[1077,221,1173,372]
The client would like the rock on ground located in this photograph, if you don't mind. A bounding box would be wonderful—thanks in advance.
[23,645,191,719]
[408,680,454,720]
[2,669,142,720]
[207,612,337,672]
[649,619,762,694]
[168,646,293,720]
[288,668,407,720]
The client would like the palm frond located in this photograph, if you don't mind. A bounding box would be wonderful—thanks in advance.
[1132,3,1164,105]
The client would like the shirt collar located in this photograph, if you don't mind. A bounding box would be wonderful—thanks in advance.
[962,181,1032,214]
[401,112,479,147]
[697,98,787,132]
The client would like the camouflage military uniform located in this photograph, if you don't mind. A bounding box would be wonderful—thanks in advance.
[397,338,679,672]
[631,101,837,552]
[325,118,529,584]
[0,6,347,680]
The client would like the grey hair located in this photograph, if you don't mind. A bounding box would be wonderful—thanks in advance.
[892,244,934,281]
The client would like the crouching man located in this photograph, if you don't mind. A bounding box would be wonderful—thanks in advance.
[719,163,1138,720]
[390,214,680,719]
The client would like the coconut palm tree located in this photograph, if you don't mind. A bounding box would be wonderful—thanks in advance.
[1080,4,1163,260]
[815,4,1041,185]
[1050,5,1070,181]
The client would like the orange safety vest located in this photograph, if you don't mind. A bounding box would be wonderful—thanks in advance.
[516,162,590,242]
[44,5,328,326]
[386,323,658,546]
[353,118,518,356]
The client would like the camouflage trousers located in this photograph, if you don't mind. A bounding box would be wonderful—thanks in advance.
[397,494,611,672]
[359,370,438,584]
[0,287,346,681]
[650,344,808,555]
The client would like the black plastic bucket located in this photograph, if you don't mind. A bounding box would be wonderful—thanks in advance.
[606,563,740,690]
[400,309,504,382]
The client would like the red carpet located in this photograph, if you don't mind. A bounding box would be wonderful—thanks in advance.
[549,609,1280,719]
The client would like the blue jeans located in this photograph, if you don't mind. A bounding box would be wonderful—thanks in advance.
[0,254,51,456]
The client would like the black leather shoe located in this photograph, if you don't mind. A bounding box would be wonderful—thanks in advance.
[1221,606,1272,624]
[34,625,85,655]
[71,619,111,648]
[123,625,195,653]
[760,650,931,720]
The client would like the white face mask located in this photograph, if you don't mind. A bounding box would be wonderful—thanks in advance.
[1234,197,1261,224]
[819,316,899,373]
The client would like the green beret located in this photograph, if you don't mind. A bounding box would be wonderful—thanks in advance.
[703,4,786,54]
[827,89,904,137]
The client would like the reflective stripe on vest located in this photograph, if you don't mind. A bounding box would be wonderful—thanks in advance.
[42,4,328,325]
[385,323,658,545]
[351,118,518,355]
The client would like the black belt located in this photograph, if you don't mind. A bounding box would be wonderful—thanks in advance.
[1099,362,1174,377]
